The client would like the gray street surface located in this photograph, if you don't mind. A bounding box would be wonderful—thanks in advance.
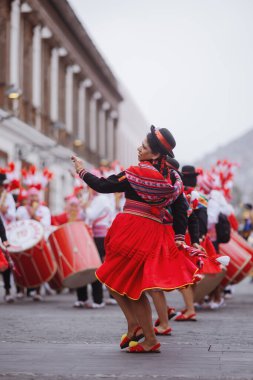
[0,280,252,380]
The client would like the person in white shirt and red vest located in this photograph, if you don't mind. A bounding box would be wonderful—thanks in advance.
[16,187,51,301]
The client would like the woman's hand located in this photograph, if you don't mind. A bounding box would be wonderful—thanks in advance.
[3,240,10,248]
[175,240,186,248]
[192,242,206,254]
[71,156,85,174]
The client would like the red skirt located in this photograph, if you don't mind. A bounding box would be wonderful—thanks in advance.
[185,233,221,275]
[96,213,198,300]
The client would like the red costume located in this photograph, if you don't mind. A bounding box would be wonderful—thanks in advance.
[79,161,199,300]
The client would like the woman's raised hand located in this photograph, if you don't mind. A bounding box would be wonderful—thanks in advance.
[71,155,84,174]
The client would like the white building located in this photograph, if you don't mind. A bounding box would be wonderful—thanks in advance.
[0,0,148,212]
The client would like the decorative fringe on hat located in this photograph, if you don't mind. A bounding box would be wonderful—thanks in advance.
[197,159,239,200]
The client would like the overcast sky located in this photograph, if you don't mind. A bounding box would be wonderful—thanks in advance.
[69,0,253,163]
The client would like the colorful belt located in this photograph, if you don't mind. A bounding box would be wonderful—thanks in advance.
[123,199,165,223]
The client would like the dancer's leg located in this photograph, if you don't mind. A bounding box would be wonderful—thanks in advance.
[209,284,222,303]
[149,290,171,332]
[129,293,158,349]
[179,286,195,316]
[109,289,139,336]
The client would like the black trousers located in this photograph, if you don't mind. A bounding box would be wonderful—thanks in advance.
[1,268,11,292]
[76,237,105,304]
[212,240,219,252]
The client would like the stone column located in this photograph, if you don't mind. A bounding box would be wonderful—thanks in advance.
[65,64,80,135]
[0,0,11,109]
[50,48,59,122]
[9,0,20,90]
[20,3,33,124]
[89,91,101,153]
[57,47,67,128]
[111,111,118,160]
[81,78,92,148]
[106,110,119,161]
[40,26,52,134]
[84,79,92,151]
[32,24,41,130]
[95,92,102,153]
[65,66,74,134]
[78,82,85,141]
[99,101,110,159]
[107,113,114,162]
[9,0,21,114]
[78,79,90,142]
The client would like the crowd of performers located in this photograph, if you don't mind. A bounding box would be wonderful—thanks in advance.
[1,125,253,353]
[0,162,121,306]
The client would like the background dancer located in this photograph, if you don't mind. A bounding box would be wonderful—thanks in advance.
[150,158,191,333]
[174,165,218,321]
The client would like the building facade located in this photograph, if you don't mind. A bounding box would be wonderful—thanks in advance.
[0,0,148,211]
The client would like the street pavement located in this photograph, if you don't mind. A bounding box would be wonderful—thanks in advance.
[0,279,253,380]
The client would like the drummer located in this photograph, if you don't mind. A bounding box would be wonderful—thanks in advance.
[16,187,51,301]
[0,173,16,303]
[51,195,83,225]
[74,184,114,308]
[16,187,51,226]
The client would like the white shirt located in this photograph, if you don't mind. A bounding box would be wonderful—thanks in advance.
[85,194,113,237]
[0,192,16,226]
[207,190,233,229]
[16,205,51,227]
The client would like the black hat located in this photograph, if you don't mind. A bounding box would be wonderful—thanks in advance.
[166,156,180,170]
[181,165,199,187]
[0,173,7,186]
[147,125,176,158]
[181,165,199,177]
[244,203,253,210]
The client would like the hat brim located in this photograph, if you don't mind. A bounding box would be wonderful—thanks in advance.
[182,172,199,177]
[167,150,175,158]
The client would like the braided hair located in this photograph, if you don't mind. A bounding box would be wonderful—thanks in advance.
[152,156,171,179]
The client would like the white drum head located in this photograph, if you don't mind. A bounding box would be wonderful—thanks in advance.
[1,220,44,253]
[63,269,97,289]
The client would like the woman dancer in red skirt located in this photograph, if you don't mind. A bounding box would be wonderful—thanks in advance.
[71,126,198,353]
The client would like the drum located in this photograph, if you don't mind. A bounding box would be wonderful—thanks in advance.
[0,220,57,287]
[230,230,253,260]
[194,269,226,302]
[48,221,102,289]
[48,270,63,290]
[220,238,252,287]
[228,231,253,284]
